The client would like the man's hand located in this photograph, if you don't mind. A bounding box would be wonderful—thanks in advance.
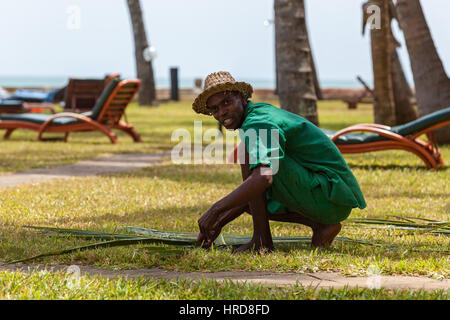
[196,165,273,249]
[197,204,250,249]
[197,205,223,248]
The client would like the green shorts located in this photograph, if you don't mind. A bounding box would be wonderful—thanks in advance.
[265,160,353,225]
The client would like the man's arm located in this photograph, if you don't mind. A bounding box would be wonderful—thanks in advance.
[197,166,273,247]
[213,166,272,212]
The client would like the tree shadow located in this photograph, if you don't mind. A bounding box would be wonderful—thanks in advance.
[44,204,206,229]
[110,164,242,185]
[272,238,447,260]
[347,163,447,171]
[368,190,449,198]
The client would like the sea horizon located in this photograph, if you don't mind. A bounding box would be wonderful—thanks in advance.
[0,75,369,90]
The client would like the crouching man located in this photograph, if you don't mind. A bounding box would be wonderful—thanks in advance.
[192,71,366,253]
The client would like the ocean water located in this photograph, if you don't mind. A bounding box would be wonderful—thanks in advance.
[0,75,363,89]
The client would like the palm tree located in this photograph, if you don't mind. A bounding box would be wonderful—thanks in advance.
[126,0,157,106]
[396,0,450,143]
[274,0,319,126]
[363,0,417,125]
[363,0,396,125]
[391,47,417,124]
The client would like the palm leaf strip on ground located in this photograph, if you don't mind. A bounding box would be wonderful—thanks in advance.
[123,227,383,247]
[346,216,450,235]
[6,225,403,264]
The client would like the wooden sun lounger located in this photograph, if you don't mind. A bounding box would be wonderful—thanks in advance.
[63,73,121,112]
[0,78,141,144]
[328,114,449,170]
[228,107,450,170]
[342,76,374,109]
[324,107,450,170]
[0,101,56,114]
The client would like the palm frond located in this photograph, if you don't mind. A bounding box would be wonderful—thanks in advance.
[10,234,198,264]
[24,225,140,240]
[10,221,447,265]
[346,217,450,235]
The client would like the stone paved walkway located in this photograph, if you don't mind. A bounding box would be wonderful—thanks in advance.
[0,153,171,189]
[0,263,448,291]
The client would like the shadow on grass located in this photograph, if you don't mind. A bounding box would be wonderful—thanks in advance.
[347,163,447,171]
[47,204,206,228]
[274,237,448,258]
[2,126,175,146]
[111,164,242,185]
[367,190,449,198]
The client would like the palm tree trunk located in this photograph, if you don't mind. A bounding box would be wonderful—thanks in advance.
[305,27,322,100]
[126,0,157,106]
[275,0,319,126]
[391,48,418,124]
[396,0,450,143]
[364,0,396,126]
[310,46,322,100]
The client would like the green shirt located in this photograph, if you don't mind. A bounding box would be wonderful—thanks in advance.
[239,101,366,224]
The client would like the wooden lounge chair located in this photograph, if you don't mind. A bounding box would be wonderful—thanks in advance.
[342,76,374,109]
[0,100,56,114]
[63,73,121,112]
[323,107,450,170]
[4,86,65,103]
[228,107,450,170]
[0,78,142,144]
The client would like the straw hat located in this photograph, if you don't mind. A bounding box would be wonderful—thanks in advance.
[192,71,253,115]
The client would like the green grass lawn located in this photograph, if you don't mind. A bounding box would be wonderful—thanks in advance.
[0,270,447,300]
[0,99,448,299]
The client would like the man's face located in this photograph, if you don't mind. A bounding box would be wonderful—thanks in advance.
[206,91,245,130]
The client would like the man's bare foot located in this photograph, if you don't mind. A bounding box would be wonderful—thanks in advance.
[311,223,341,247]
[233,236,274,254]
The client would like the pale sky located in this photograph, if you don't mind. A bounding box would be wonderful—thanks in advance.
[0,0,448,86]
